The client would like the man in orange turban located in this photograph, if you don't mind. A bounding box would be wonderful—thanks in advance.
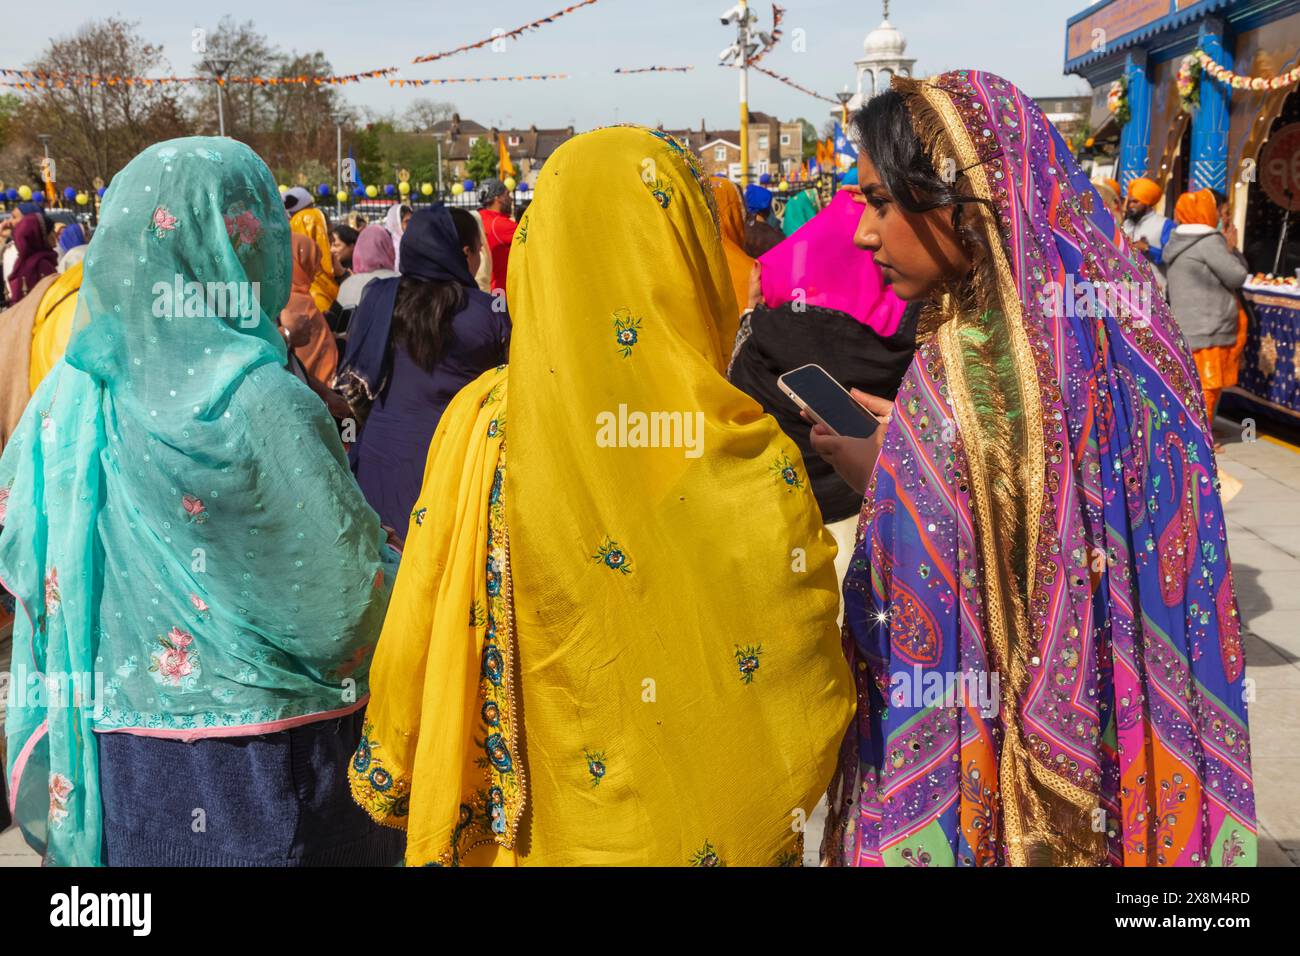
[1164,188,1249,440]
[1123,176,1174,287]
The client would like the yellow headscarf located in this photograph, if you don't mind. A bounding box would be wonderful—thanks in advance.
[29,262,83,393]
[289,206,339,313]
[710,177,752,342]
[353,126,854,867]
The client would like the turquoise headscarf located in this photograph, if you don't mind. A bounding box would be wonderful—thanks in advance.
[0,137,398,866]
[781,189,819,236]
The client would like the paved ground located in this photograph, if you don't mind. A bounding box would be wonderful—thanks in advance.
[3,418,1299,867]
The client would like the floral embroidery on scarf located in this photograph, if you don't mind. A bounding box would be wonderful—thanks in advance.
[690,840,723,867]
[223,208,262,247]
[644,175,675,210]
[350,720,411,823]
[647,128,720,232]
[770,454,805,489]
[148,626,201,689]
[44,568,61,617]
[481,644,504,686]
[1221,829,1247,867]
[593,536,632,574]
[515,214,529,245]
[181,493,208,524]
[469,600,487,627]
[155,146,178,161]
[411,506,427,527]
[48,774,73,829]
[585,750,607,787]
[189,593,210,618]
[613,308,642,358]
[734,644,763,684]
[150,206,179,239]
[194,147,224,163]
[0,483,10,523]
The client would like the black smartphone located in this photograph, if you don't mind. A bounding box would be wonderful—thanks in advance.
[777,364,878,440]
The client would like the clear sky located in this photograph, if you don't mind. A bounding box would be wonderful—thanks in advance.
[7,0,1090,130]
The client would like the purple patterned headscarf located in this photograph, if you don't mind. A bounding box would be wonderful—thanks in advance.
[824,71,1255,867]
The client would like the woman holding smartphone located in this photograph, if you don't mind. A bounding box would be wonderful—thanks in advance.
[812,73,1254,868]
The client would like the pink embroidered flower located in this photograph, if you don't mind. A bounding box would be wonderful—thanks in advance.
[189,593,210,615]
[44,567,60,616]
[149,627,201,688]
[151,206,178,238]
[232,210,261,245]
[156,646,193,685]
[49,773,73,827]
[0,486,9,523]
[181,494,208,524]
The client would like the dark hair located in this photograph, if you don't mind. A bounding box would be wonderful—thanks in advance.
[448,206,481,254]
[391,210,478,373]
[1210,189,1228,209]
[851,89,993,263]
[334,224,359,246]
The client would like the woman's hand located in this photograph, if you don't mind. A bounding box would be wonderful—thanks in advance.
[805,389,893,498]
[746,261,764,310]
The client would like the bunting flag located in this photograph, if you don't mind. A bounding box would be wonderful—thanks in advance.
[0,66,398,88]
[411,0,605,64]
[750,64,837,104]
[613,66,695,74]
[747,4,785,67]
[389,75,567,87]
[498,134,517,178]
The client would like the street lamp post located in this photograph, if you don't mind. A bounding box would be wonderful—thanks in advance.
[203,58,234,137]
[836,88,853,129]
[720,3,771,188]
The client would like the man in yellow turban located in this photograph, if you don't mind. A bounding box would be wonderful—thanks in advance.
[1123,177,1175,288]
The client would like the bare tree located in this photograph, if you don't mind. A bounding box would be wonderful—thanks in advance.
[188,17,284,140]
[402,98,456,133]
[13,18,188,184]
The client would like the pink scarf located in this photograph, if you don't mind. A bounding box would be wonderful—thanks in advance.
[759,190,905,337]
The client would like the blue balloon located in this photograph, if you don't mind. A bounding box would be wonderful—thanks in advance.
[463,179,475,191]
[63,186,78,201]
[384,183,395,197]
[317,183,331,197]
[5,188,17,200]
[759,173,772,185]
[353,185,366,197]
[517,182,530,192]
[97,187,107,197]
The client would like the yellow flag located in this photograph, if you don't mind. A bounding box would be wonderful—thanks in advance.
[498,134,517,178]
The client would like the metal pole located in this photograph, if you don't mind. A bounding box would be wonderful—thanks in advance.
[739,0,750,188]
[1273,205,1292,275]
[437,140,443,198]
[216,79,225,137]
[336,122,342,222]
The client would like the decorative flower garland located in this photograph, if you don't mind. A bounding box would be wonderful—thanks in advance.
[1107,76,1130,126]
[1192,49,1300,94]
[1177,54,1202,113]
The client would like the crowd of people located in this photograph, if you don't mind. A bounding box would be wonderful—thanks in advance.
[0,69,1256,867]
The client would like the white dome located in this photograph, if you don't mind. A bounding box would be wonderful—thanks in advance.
[863,19,906,58]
